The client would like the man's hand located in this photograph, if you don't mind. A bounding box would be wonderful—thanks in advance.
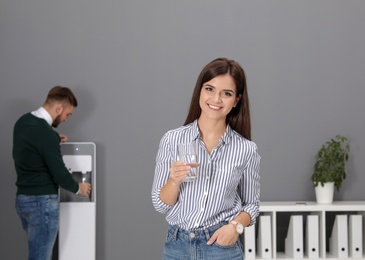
[79,183,92,197]
[59,134,68,143]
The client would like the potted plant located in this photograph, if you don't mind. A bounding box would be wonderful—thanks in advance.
[311,135,350,204]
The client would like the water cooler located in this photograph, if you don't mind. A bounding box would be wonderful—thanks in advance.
[59,142,96,260]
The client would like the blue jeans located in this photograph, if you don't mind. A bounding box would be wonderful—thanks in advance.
[16,194,59,260]
[163,223,244,260]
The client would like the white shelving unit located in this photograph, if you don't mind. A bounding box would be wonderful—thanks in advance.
[243,201,365,260]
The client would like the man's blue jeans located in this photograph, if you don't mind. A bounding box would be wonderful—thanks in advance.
[16,194,59,260]
[163,223,244,260]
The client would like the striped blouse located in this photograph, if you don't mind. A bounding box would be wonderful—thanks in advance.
[151,120,260,231]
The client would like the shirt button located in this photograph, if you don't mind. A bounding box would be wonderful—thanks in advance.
[190,233,195,238]
[204,192,208,196]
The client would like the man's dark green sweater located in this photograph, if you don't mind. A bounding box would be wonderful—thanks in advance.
[13,113,79,195]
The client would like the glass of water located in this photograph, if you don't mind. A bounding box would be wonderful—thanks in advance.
[177,141,199,182]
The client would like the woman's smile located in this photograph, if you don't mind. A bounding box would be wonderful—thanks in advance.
[208,104,222,110]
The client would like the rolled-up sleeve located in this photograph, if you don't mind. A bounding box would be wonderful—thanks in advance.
[240,142,261,226]
[151,133,173,214]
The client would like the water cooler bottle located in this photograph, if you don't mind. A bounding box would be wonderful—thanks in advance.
[59,142,96,260]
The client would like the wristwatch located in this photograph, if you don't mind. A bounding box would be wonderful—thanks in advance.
[230,220,244,234]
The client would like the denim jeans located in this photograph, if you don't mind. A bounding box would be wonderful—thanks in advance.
[16,194,59,260]
[163,223,244,260]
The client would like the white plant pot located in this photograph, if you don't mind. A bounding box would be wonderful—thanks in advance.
[314,182,335,204]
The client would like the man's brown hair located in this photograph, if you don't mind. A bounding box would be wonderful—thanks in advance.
[45,86,78,107]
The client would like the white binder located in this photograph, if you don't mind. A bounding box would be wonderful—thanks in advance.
[244,224,256,259]
[285,215,304,258]
[349,214,363,258]
[305,215,319,259]
[329,214,348,258]
[257,215,272,259]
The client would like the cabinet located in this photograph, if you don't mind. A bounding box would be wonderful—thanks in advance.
[243,201,365,260]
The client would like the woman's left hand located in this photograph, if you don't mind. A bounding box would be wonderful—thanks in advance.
[206,224,239,246]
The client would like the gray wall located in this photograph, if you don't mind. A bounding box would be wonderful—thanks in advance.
[1,1,365,259]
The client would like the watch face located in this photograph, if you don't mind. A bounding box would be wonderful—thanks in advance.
[237,224,244,234]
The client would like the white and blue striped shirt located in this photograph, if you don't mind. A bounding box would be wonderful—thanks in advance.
[152,120,260,231]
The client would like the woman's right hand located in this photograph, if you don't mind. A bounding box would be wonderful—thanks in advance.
[160,161,190,205]
[169,161,191,185]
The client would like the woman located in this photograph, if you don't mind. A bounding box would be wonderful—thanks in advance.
[152,58,260,260]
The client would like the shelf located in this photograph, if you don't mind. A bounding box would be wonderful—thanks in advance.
[242,201,365,260]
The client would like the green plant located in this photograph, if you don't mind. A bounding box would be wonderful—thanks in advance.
[311,135,350,191]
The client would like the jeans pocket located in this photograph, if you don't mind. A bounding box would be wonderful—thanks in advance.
[214,241,239,249]
[16,201,41,227]
[47,195,59,210]
[165,228,176,244]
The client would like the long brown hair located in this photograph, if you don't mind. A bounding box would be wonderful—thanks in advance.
[184,58,251,140]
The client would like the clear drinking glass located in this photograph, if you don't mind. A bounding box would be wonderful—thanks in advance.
[81,172,92,201]
[177,142,199,182]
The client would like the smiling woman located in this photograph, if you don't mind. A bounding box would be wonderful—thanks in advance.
[199,74,241,126]
[151,58,260,260]
[185,58,251,141]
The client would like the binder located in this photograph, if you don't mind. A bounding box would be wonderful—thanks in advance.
[257,215,272,259]
[329,214,348,258]
[349,214,363,258]
[305,215,319,259]
[244,224,256,259]
[285,215,304,258]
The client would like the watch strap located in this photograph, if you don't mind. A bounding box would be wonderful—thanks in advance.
[230,220,244,234]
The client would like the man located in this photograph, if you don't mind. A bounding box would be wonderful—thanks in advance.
[13,86,91,260]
